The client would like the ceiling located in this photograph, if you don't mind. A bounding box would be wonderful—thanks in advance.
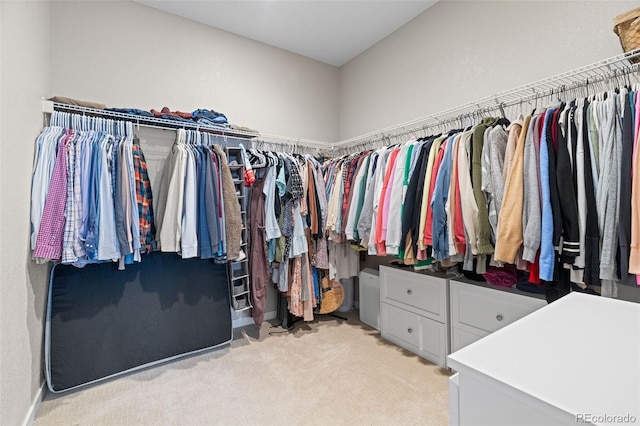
[135,1,438,67]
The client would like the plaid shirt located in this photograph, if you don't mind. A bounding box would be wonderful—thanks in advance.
[133,144,155,253]
[61,132,79,263]
[341,155,363,235]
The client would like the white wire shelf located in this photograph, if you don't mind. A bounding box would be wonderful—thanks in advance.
[44,101,260,139]
[333,48,640,150]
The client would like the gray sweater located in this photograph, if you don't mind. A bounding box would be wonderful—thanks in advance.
[597,93,622,282]
[522,113,543,262]
[486,125,508,244]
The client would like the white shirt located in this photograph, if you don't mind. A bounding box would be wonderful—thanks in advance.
[457,131,479,255]
[158,135,187,253]
[180,147,198,258]
[263,165,282,241]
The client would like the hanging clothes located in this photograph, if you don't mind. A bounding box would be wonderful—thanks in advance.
[248,173,269,325]
[30,116,240,268]
[245,149,330,323]
[321,83,639,301]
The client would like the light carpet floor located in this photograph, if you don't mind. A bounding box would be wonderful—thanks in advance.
[35,310,451,426]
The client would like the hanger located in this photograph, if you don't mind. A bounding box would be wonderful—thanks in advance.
[268,151,279,167]
[249,147,267,168]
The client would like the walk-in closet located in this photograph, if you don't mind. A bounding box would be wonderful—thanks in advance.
[2,1,640,425]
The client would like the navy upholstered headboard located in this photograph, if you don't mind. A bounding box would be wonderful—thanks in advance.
[45,252,232,392]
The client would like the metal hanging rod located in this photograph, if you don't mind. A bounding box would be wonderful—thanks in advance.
[255,134,332,149]
[334,49,640,148]
[253,136,334,156]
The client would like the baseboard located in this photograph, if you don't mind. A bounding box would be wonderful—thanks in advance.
[232,316,255,328]
[232,311,276,328]
[23,383,45,426]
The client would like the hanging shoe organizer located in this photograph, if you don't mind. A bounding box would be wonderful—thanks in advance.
[225,146,253,313]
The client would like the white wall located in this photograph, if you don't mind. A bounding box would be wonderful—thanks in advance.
[3,3,639,423]
[0,1,52,425]
[339,0,636,140]
[51,0,340,142]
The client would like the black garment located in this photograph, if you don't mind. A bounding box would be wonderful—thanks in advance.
[472,118,498,255]
[618,92,635,284]
[401,141,431,250]
[410,139,435,256]
[582,100,601,286]
[547,109,563,248]
[569,106,579,191]
[312,170,323,239]
[555,105,580,264]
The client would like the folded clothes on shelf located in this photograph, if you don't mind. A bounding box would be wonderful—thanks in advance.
[192,109,228,124]
[49,96,106,110]
[194,117,228,128]
[229,124,259,134]
[106,108,154,117]
[150,107,193,122]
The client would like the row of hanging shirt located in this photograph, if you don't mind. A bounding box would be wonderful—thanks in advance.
[247,148,334,323]
[31,117,151,267]
[322,86,640,298]
[31,112,241,267]
[154,129,242,261]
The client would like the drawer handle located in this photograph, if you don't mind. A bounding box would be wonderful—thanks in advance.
[496,314,503,321]
[407,289,412,295]
[407,328,413,334]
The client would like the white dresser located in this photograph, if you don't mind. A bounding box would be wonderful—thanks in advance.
[448,292,640,426]
[449,279,547,353]
[379,265,449,368]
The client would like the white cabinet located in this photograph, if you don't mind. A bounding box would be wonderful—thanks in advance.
[449,280,547,353]
[448,292,640,426]
[379,266,449,368]
[359,268,380,330]
[379,267,547,369]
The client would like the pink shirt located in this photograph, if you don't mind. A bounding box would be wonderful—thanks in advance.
[34,130,73,260]
[375,148,399,255]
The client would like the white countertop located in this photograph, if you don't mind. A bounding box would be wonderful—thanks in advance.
[448,292,640,423]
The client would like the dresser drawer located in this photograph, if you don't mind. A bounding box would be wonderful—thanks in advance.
[418,313,448,367]
[380,266,447,322]
[380,302,448,367]
[450,281,547,335]
[381,302,421,348]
